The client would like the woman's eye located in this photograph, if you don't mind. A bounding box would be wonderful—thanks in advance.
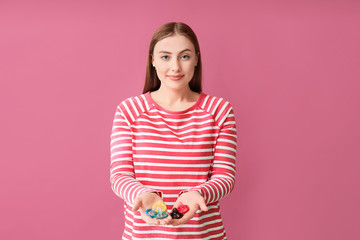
[181,55,190,60]
[161,56,169,60]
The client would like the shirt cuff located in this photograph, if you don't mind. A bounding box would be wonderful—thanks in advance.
[178,188,203,197]
[152,190,163,198]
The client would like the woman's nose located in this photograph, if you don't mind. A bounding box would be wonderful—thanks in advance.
[170,59,181,72]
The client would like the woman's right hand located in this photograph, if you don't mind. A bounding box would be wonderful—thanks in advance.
[132,192,172,225]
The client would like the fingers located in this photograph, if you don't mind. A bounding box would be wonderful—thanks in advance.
[198,199,208,212]
[142,211,172,225]
[140,209,160,225]
[159,215,173,225]
[132,198,141,212]
[144,217,160,225]
[171,211,195,226]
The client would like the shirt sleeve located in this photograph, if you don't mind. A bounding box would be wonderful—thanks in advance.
[185,106,237,205]
[110,105,162,204]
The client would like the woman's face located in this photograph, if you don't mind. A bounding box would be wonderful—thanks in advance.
[152,34,198,91]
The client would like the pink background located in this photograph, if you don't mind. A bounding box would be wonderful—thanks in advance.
[1,0,359,239]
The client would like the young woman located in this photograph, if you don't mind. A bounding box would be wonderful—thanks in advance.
[110,22,237,240]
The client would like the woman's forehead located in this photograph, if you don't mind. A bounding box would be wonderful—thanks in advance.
[154,35,195,53]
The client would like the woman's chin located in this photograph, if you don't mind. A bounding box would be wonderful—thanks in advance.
[160,80,191,91]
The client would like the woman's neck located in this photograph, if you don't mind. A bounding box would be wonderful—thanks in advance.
[150,85,200,111]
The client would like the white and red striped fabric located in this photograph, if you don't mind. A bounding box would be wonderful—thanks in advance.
[110,91,237,240]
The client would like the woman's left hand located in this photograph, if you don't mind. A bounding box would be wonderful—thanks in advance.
[169,191,208,226]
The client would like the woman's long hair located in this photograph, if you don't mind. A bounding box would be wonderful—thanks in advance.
[142,22,202,94]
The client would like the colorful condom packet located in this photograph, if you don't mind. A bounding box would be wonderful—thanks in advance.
[145,209,156,218]
[152,201,167,212]
[146,201,168,219]
[170,208,183,219]
[170,202,190,219]
[177,202,190,214]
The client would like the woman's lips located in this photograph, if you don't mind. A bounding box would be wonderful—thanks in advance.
[167,75,184,81]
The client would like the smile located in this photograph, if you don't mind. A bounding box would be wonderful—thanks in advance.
[167,75,184,81]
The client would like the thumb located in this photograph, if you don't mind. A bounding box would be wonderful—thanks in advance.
[198,198,208,212]
[132,198,142,212]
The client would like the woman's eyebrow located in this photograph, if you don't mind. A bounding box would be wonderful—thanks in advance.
[158,48,192,54]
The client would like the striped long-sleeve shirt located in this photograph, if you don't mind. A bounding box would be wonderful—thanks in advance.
[110,91,237,240]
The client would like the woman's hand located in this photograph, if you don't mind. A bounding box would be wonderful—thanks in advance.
[132,192,172,225]
[170,191,208,226]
